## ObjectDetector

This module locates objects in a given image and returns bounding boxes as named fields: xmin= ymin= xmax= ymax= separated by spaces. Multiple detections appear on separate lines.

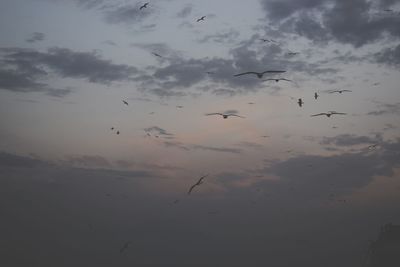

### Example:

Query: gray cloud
xmin=26 ymin=32 xmax=46 ymax=43
xmin=176 ymin=4 xmax=193 ymax=18
xmin=198 ymin=29 xmax=240 ymax=44
xmin=260 ymin=0 xmax=400 ymax=47
xmin=320 ymin=134 xmax=380 ymax=147
xmin=0 ymin=152 xmax=45 ymax=168
xmin=367 ymin=102 xmax=400 ymax=116
xmin=375 ymin=44 xmax=400 ymax=68
xmin=192 ymin=145 xmax=242 ymax=154
xmin=64 ymin=155 xmax=112 ymax=168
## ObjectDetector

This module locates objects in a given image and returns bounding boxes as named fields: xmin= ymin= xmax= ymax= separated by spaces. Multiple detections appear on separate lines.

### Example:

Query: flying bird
xmin=367 ymin=144 xmax=379 ymax=150
xmin=205 ymin=113 xmax=245 ymax=119
xmin=205 ymin=71 xmax=215 ymax=75
xmin=297 ymin=98 xmax=304 ymax=107
xmin=248 ymin=102 xmax=255 ymax=105
xmin=311 ymin=111 xmax=347 ymax=117
xmin=152 ymin=52 xmax=162 ymax=58
xmin=329 ymin=89 xmax=352 ymax=94
xmin=139 ymin=2 xmax=149 ymax=10
xmin=116 ymin=131 xmax=120 ymax=135
xmin=287 ymin=51 xmax=299 ymax=56
xmin=314 ymin=92 xmax=319 ymax=99
xmin=120 ymin=241 xmax=131 ymax=253
xmin=260 ymin=38 xmax=278 ymax=43
xmin=263 ymin=78 xmax=292 ymax=83
xmin=111 ymin=127 xmax=114 ymax=130
xmin=187 ymin=174 xmax=209 ymax=195
xmin=176 ymin=105 xmax=183 ymax=108
xmin=196 ymin=16 xmax=206 ymax=22
xmin=122 ymin=100 xmax=129 ymax=105
xmin=234 ymin=70 xmax=286 ymax=79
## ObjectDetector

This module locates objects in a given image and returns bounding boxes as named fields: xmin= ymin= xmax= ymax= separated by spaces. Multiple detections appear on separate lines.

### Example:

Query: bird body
xmin=122 ymin=100 xmax=129 ymax=105
xmin=205 ymin=113 xmax=244 ymax=119
xmin=314 ymin=92 xmax=319 ymax=99
xmin=152 ymin=52 xmax=162 ymax=58
xmin=297 ymin=98 xmax=304 ymax=107
xmin=197 ymin=16 xmax=206 ymax=22
xmin=234 ymin=70 xmax=286 ymax=79
xmin=188 ymin=174 xmax=209 ymax=194
xmin=139 ymin=2 xmax=149 ymax=10
xmin=311 ymin=111 xmax=347 ymax=117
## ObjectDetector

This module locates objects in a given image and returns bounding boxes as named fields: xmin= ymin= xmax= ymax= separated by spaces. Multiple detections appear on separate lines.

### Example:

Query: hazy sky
xmin=1 ymin=0 xmax=400 ymax=266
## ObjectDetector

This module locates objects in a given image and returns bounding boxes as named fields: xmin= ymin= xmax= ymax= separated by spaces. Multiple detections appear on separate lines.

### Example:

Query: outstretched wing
xmin=205 ymin=113 xmax=223 ymax=116
xmin=228 ymin=114 xmax=245 ymax=118
xmin=234 ymin=72 xmax=258 ymax=77
xmin=187 ymin=184 xmax=196 ymax=194
xmin=261 ymin=70 xmax=286 ymax=74
xmin=331 ymin=112 xmax=347 ymax=115
xmin=280 ymin=78 xmax=292 ymax=82
xmin=311 ymin=113 xmax=327 ymax=117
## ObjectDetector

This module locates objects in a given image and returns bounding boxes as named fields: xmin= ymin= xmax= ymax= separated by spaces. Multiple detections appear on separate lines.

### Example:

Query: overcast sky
xmin=1 ymin=0 xmax=400 ymax=266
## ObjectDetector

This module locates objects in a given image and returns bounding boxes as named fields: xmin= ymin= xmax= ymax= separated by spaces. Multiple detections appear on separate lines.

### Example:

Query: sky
xmin=0 ymin=0 xmax=400 ymax=266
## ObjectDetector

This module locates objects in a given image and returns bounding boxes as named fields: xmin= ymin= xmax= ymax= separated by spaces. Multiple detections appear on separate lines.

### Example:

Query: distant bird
xmin=383 ymin=9 xmax=393 ymax=12
xmin=287 ymin=51 xmax=299 ymax=56
xmin=139 ymin=2 xmax=149 ymax=10
xmin=314 ymin=92 xmax=319 ymax=99
xmin=373 ymin=82 xmax=380 ymax=86
xmin=205 ymin=71 xmax=215 ymax=74
xmin=263 ymin=78 xmax=292 ymax=83
xmin=111 ymin=127 xmax=114 ymax=130
xmin=297 ymin=98 xmax=304 ymax=107
xmin=187 ymin=174 xmax=209 ymax=194
xmin=261 ymin=135 xmax=270 ymax=138
xmin=116 ymin=131 xmax=120 ymax=135
xmin=234 ymin=70 xmax=286 ymax=79
xmin=248 ymin=102 xmax=255 ymax=105
xmin=149 ymin=112 xmax=155 ymax=115
xmin=329 ymin=89 xmax=352 ymax=94
xmin=205 ymin=113 xmax=245 ymax=119
xmin=311 ymin=111 xmax=347 ymax=117
xmin=173 ymin=199 xmax=180 ymax=204
xmin=196 ymin=16 xmax=206 ymax=22
xmin=176 ymin=105 xmax=183 ymax=108
xmin=120 ymin=241 xmax=131 ymax=253
xmin=122 ymin=100 xmax=129 ymax=105
xmin=152 ymin=52 xmax=162 ymax=58
xmin=367 ymin=144 xmax=378 ymax=150
xmin=260 ymin=38 xmax=278 ymax=43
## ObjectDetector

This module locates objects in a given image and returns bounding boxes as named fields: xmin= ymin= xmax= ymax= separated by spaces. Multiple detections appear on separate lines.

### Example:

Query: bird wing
xmin=329 ymin=90 xmax=339 ymax=93
xmin=197 ymin=174 xmax=209 ymax=184
xmin=261 ymin=70 xmax=286 ymax=74
xmin=262 ymin=79 xmax=275 ymax=81
xmin=205 ymin=113 xmax=223 ymax=116
xmin=228 ymin=114 xmax=245 ymax=118
xmin=233 ymin=72 xmax=258 ymax=77
xmin=343 ymin=90 xmax=352 ymax=92
xmin=187 ymin=184 xmax=197 ymax=194
xmin=331 ymin=112 xmax=347 ymax=115
xmin=311 ymin=113 xmax=327 ymax=117
xmin=280 ymin=78 xmax=293 ymax=82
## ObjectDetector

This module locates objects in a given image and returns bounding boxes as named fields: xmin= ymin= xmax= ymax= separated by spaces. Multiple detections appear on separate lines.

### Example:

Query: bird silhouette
xmin=260 ymin=38 xmax=278 ymax=43
xmin=139 ymin=2 xmax=149 ymax=10
xmin=314 ymin=92 xmax=319 ymax=99
xmin=120 ymin=241 xmax=131 ymax=253
xmin=263 ymin=78 xmax=292 ymax=83
xmin=176 ymin=105 xmax=183 ymax=108
xmin=197 ymin=16 xmax=206 ymax=22
xmin=152 ymin=52 xmax=162 ymax=58
xmin=122 ymin=100 xmax=129 ymax=105
xmin=116 ymin=131 xmax=120 ymax=135
xmin=205 ymin=113 xmax=245 ymax=119
xmin=329 ymin=89 xmax=352 ymax=94
xmin=188 ymin=174 xmax=209 ymax=194
xmin=297 ymin=98 xmax=304 ymax=107
xmin=111 ymin=127 xmax=114 ymax=130
xmin=311 ymin=111 xmax=347 ymax=117
xmin=287 ymin=51 xmax=299 ymax=56
xmin=234 ymin=70 xmax=286 ymax=79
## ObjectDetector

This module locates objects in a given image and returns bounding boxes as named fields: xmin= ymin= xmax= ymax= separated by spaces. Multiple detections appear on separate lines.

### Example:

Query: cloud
xmin=63 ymin=155 xmax=112 ymax=168
xmin=320 ymin=134 xmax=380 ymax=147
xmin=260 ymin=0 xmax=400 ymax=47
xmin=375 ymin=44 xmax=400 ymax=68
xmin=0 ymin=152 xmax=45 ymax=168
xmin=176 ymin=4 xmax=193 ymax=18
xmin=26 ymin=32 xmax=46 ymax=43
xmin=0 ymin=47 xmax=138 ymax=96
xmin=198 ymin=29 xmax=240 ymax=44
xmin=144 ymin=126 xmax=174 ymax=138
xmin=367 ymin=102 xmax=400 ymax=116
xmin=191 ymin=145 xmax=242 ymax=154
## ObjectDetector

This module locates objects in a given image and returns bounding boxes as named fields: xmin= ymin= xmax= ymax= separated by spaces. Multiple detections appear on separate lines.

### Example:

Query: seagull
xmin=116 ymin=131 xmax=120 ymax=135
xmin=263 ymin=78 xmax=292 ymax=83
xmin=122 ymin=100 xmax=129 ymax=105
xmin=139 ymin=2 xmax=149 ymax=10
xmin=287 ymin=51 xmax=299 ymax=56
xmin=297 ymin=98 xmax=304 ymax=107
xmin=205 ymin=113 xmax=245 ymax=119
xmin=205 ymin=71 xmax=215 ymax=75
xmin=234 ymin=70 xmax=286 ymax=79
xmin=314 ymin=92 xmax=319 ymax=99
xmin=187 ymin=174 xmax=209 ymax=195
xmin=260 ymin=38 xmax=278 ymax=43
xmin=367 ymin=144 xmax=379 ymax=150
xmin=197 ymin=16 xmax=206 ymax=22
xmin=111 ymin=127 xmax=114 ymax=130
xmin=311 ymin=111 xmax=347 ymax=117
xmin=176 ymin=105 xmax=183 ymax=108
xmin=120 ymin=241 xmax=131 ymax=253
xmin=152 ymin=52 xmax=162 ymax=58
xmin=329 ymin=89 xmax=352 ymax=94
xmin=248 ymin=102 xmax=255 ymax=105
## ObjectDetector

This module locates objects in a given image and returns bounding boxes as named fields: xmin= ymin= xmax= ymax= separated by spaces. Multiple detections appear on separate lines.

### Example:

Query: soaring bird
xmin=197 ymin=16 xmax=206 ymax=22
xmin=116 ymin=131 xmax=120 ymax=135
xmin=263 ymin=78 xmax=292 ymax=83
xmin=139 ymin=2 xmax=149 ymax=10
xmin=287 ymin=51 xmax=299 ymax=56
xmin=111 ymin=127 xmax=114 ymax=130
xmin=176 ymin=105 xmax=184 ymax=108
xmin=205 ymin=113 xmax=245 ymax=119
xmin=205 ymin=71 xmax=215 ymax=75
xmin=152 ymin=52 xmax=162 ymax=58
xmin=187 ymin=174 xmax=209 ymax=195
xmin=120 ymin=241 xmax=131 ymax=253
xmin=297 ymin=98 xmax=304 ymax=107
xmin=122 ymin=100 xmax=129 ymax=105
xmin=234 ymin=70 xmax=286 ymax=79
xmin=314 ymin=92 xmax=319 ymax=99
xmin=311 ymin=111 xmax=347 ymax=117
xmin=329 ymin=89 xmax=352 ymax=94
xmin=260 ymin=38 xmax=278 ymax=43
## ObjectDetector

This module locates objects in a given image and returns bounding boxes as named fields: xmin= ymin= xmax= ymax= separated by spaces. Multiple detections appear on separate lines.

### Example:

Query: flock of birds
xmin=103 ymin=2 xmax=391 ymax=254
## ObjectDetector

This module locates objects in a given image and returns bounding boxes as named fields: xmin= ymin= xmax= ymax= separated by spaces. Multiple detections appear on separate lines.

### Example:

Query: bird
xmin=311 ymin=111 xmax=347 ymax=117
xmin=287 ymin=51 xmax=299 ymax=56
xmin=149 ymin=112 xmax=155 ymax=115
xmin=111 ymin=127 xmax=114 ymax=130
xmin=187 ymin=174 xmax=209 ymax=194
xmin=205 ymin=71 xmax=215 ymax=75
xmin=122 ymin=100 xmax=129 ymax=105
xmin=234 ymin=70 xmax=286 ymax=79
xmin=329 ymin=89 xmax=352 ymax=94
xmin=314 ymin=92 xmax=319 ymax=99
xmin=297 ymin=98 xmax=304 ymax=107
xmin=205 ymin=113 xmax=245 ymax=119
xmin=116 ymin=131 xmax=120 ymax=135
xmin=260 ymin=38 xmax=278 ymax=43
xmin=120 ymin=241 xmax=131 ymax=253
xmin=263 ymin=78 xmax=292 ymax=83
xmin=176 ymin=105 xmax=183 ymax=108
xmin=152 ymin=52 xmax=162 ymax=58
xmin=196 ymin=16 xmax=206 ymax=22
xmin=261 ymin=135 xmax=270 ymax=138
xmin=248 ymin=102 xmax=255 ymax=105
xmin=139 ymin=2 xmax=149 ymax=10
xmin=367 ymin=144 xmax=378 ymax=150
